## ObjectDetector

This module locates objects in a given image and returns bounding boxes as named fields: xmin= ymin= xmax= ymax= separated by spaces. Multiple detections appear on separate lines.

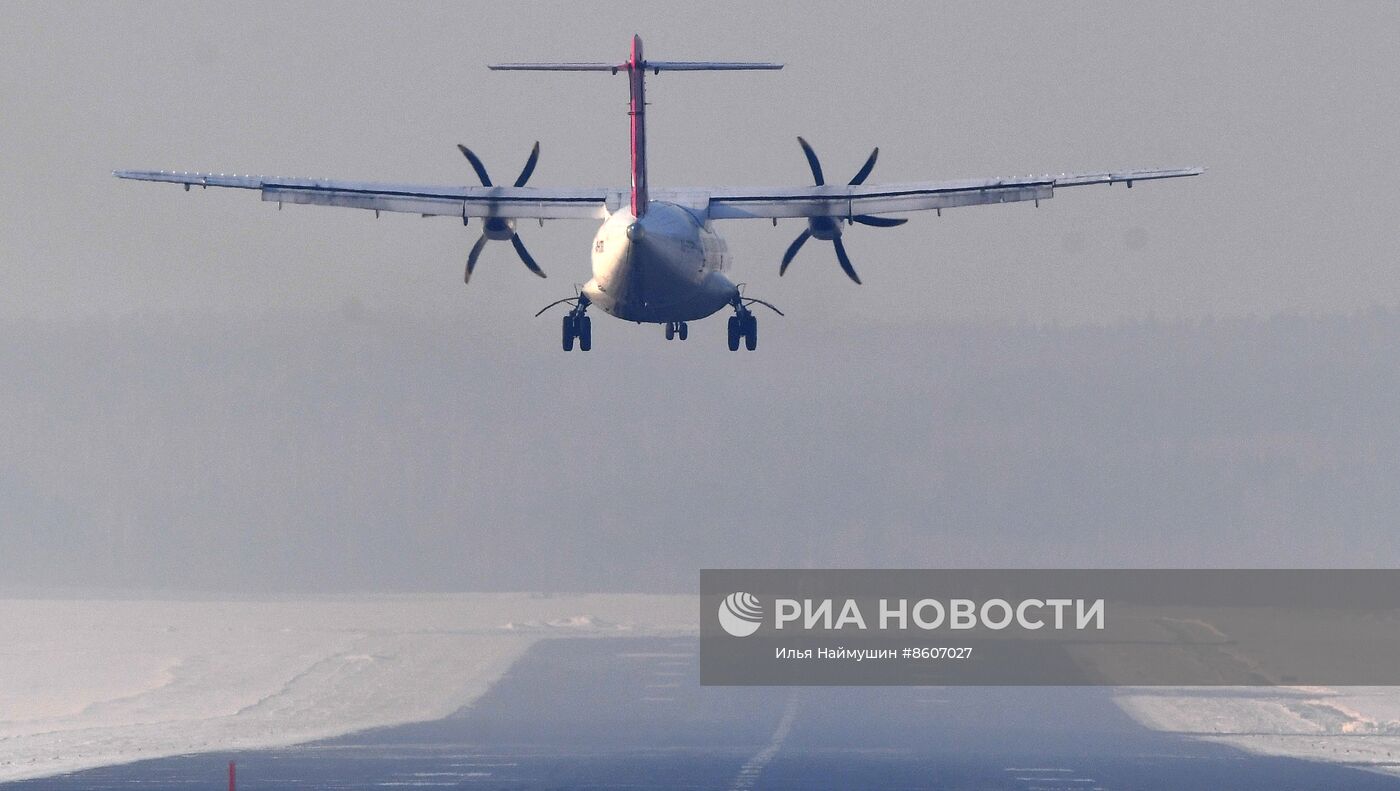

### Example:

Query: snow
xmin=7 ymin=594 xmax=1400 ymax=782
xmin=0 ymin=594 xmax=693 ymax=783
xmin=1115 ymin=686 xmax=1400 ymax=778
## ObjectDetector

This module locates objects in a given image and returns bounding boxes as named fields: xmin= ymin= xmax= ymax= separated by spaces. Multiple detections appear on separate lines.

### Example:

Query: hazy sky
xmin=3 ymin=2 xmax=1398 ymax=326
xmin=3 ymin=3 xmax=1400 ymax=593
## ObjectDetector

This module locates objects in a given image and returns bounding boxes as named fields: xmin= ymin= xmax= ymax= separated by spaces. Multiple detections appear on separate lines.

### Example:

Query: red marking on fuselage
xmin=628 ymin=34 xmax=648 ymax=218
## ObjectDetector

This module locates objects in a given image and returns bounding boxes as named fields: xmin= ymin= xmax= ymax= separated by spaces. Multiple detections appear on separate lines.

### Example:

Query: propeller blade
xmin=465 ymin=234 xmax=489 ymax=284
xmin=832 ymin=236 xmax=862 ymax=285
xmin=456 ymin=144 xmax=493 ymax=187
xmin=852 ymin=214 xmax=908 ymax=228
xmin=779 ymin=229 xmax=812 ymax=276
xmin=848 ymin=147 xmax=879 ymax=186
xmin=510 ymin=234 xmax=546 ymax=278
xmin=514 ymin=141 xmax=540 ymax=188
xmin=796 ymin=136 xmax=825 ymax=186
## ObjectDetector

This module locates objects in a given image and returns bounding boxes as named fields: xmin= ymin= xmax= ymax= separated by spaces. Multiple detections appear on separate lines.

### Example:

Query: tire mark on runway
xmin=728 ymin=692 xmax=797 ymax=791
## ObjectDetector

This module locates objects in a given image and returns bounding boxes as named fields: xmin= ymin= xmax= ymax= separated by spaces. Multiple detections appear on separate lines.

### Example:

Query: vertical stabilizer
xmin=490 ymin=39 xmax=782 ymax=219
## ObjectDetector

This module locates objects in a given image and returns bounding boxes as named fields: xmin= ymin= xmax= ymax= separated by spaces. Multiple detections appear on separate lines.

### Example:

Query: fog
xmin=4 ymin=310 xmax=1397 ymax=592
xmin=3 ymin=2 xmax=1400 ymax=593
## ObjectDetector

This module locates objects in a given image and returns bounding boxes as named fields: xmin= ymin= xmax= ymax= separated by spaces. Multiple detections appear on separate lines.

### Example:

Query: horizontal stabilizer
xmin=646 ymin=61 xmax=783 ymax=71
xmin=489 ymin=62 xmax=783 ymax=73
xmin=489 ymin=62 xmax=617 ymax=71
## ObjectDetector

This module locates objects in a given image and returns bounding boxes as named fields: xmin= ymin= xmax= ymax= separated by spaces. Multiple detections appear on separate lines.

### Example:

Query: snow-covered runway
xmin=6 ymin=595 xmax=1400 ymax=785
xmin=0 ymin=594 xmax=693 ymax=782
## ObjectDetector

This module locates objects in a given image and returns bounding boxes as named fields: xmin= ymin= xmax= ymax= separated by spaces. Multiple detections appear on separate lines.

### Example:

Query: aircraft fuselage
xmin=584 ymin=201 xmax=738 ymax=323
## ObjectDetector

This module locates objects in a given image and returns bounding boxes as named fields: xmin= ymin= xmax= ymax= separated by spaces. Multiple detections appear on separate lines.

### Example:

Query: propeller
xmin=779 ymin=137 xmax=907 ymax=284
xmin=457 ymin=142 xmax=545 ymax=284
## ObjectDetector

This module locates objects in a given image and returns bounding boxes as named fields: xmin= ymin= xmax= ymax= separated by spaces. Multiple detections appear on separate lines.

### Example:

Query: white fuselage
xmin=583 ymin=202 xmax=738 ymax=323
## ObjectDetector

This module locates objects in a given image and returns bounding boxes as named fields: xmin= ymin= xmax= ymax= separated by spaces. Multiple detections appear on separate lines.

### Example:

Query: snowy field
xmin=1116 ymin=686 xmax=1400 ymax=778
xmin=0 ymin=594 xmax=693 ymax=783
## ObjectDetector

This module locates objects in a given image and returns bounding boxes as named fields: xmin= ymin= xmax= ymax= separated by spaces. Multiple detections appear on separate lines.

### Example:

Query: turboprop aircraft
xmin=116 ymin=35 xmax=1201 ymax=352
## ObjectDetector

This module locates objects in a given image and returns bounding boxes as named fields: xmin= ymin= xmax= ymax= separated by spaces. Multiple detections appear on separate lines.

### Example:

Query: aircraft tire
xmin=743 ymin=315 xmax=757 ymax=351
xmin=578 ymin=317 xmax=592 ymax=351
xmin=678 ymin=322 xmax=688 ymax=341
xmin=665 ymin=322 xmax=675 ymax=340
xmin=562 ymin=315 xmax=575 ymax=351
xmin=727 ymin=316 xmax=740 ymax=351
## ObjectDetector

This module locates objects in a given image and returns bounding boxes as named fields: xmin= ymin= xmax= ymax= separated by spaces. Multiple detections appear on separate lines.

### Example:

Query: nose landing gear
xmin=664 ymin=321 xmax=689 ymax=341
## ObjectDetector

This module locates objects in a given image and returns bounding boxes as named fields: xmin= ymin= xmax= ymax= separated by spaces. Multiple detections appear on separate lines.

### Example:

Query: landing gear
xmin=560 ymin=297 xmax=592 ymax=352
xmin=727 ymin=306 xmax=757 ymax=351
xmin=725 ymin=293 xmax=783 ymax=351
xmin=664 ymin=321 xmax=688 ymax=341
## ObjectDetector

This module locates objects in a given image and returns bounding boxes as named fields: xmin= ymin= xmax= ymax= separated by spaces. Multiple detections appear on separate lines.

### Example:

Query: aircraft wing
xmin=115 ymin=166 xmax=1200 ymax=221
xmin=113 ymin=171 xmax=617 ymax=220
xmin=689 ymin=167 xmax=1203 ymax=220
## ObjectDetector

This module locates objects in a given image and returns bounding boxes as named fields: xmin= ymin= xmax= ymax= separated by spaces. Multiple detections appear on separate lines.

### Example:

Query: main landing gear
xmin=535 ymin=293 xmax=594 ymax=351
xmin=726 ymin=294 xmax=783 ymax=352
xmin=560 ymin=296 xmax=592 ymax=352
xmin=727 ymin=309 xmax=757 ymax=351
xmin=664 ymin=321 xmax=689 ymax=341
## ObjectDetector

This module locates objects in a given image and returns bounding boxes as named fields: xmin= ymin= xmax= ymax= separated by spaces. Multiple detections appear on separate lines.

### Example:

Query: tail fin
xmin=490 ymin=36 xmax=781 ymax=218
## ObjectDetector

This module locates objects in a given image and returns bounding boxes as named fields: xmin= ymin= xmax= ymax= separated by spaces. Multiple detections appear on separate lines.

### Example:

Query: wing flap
xmin=261 ymin=183 xmax=464 ymax=216
xmin=704 ymin=167 xmax=1201 ymax=220
xmin=115 ymin=170 xmax=611 ymax=220
xmin=704 ymin=181 xmax=1056 ymax=220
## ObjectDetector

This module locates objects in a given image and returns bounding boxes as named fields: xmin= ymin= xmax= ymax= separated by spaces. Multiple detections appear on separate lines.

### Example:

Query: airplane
xmin=116 ymin=35 xmax=1201 ymax=352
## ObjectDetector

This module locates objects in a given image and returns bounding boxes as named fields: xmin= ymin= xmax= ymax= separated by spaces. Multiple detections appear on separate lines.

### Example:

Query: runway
xmin=8 ymin=636 xmax=1398 ymax=790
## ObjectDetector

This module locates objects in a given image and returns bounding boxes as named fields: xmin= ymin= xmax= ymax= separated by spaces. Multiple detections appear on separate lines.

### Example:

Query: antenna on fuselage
xmin=490 ymin=35 xmax=782 ymax=219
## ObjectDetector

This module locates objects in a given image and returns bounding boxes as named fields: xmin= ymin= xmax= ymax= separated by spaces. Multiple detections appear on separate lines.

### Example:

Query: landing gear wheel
xmin=743 ymin=314 xmax=757 ymax=351
xmin=578 ymin=316 xmax=592 ymax=351
xmin=562 ymin=315 xmax=575 ymax=352
xmin=727 ymin=316 xmax=741 ymax=351
xmin=678 ymin=322 xmax=688 ymax=341
xmin=665 ymin=322 xmax=675 ymax=341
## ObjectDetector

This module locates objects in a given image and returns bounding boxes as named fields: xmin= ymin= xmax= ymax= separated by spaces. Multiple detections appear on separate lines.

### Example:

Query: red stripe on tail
xmin=628 ymin=35 xmax=647 ymax=218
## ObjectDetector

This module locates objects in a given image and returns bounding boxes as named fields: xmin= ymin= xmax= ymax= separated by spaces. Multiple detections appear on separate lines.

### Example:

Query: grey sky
xmin=3 ymin=2 xmax=1398 ymax=325
xmin=3 ymin=3 xmax=1400 ymax=593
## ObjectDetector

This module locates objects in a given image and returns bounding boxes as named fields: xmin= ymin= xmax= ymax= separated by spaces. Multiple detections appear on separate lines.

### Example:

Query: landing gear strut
xmin=560 ymin=296 xmax=592 ymax=352
xmin=664 ymin=321 xmax=688 ymax=341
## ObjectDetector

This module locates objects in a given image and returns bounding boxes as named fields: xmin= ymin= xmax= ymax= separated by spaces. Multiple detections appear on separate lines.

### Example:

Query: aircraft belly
xmin=588 ymin=209 xmax=736 ymax=323
xmin=595 ymin=255 xmax=733 ymax=322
